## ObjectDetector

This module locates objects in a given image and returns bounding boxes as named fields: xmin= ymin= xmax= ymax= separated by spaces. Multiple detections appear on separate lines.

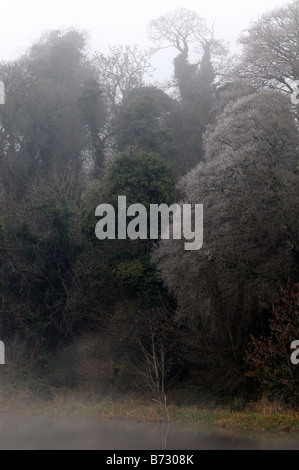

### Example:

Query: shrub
xmin=245 ymin=283 xmax=299 ymax=403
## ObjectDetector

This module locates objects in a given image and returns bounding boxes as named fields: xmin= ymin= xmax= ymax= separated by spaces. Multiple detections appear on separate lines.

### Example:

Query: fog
xmin=0 ymin=415 xmax=298 ymax=450
xmin=0 ymin=0 xmax=293 ymax=81
xmin=0 ymin=0 xmax=298 ymax=453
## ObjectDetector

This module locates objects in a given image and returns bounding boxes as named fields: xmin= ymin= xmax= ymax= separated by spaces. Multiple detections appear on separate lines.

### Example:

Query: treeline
xmin=0 ymin=3 xmax=298 ymax=403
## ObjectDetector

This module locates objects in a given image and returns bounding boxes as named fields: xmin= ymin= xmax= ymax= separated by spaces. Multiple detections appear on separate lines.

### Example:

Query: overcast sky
xmin=0 ymin=0 xmax=292 ymax=81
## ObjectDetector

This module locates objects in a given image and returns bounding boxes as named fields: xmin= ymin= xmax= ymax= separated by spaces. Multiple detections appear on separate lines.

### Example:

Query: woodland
xmin=0 ymin=2 xmax=298 ymax=405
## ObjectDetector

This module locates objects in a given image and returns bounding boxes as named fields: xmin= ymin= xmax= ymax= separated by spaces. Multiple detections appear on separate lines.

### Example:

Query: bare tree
xmin=93 ymin=45 xmax=153 ymax=111
xmin=147 ymin=8 xmax=228 ymax=72
xmin=237 ymin=1 xmax=299 ymax=95
xmin=134 ymin=305 xmax=178 ymax=404
xmin=147 ymin=8 xmax=209 ymax=55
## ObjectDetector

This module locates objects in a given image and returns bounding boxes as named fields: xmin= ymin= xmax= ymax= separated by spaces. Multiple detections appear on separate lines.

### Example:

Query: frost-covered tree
xmin=152 ymin=90 xmax=299 ymax=390
xmin=237 ymin=1 xmax=299 ymax=97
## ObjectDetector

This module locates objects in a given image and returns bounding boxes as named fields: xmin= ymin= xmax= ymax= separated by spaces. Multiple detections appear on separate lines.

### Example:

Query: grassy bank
xmin=0 ymin=386 xmax=299 ymax=433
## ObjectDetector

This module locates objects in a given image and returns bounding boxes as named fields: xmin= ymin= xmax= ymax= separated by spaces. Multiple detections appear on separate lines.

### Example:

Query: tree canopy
xmin=0 ymin=2 xmax=298 ymax=401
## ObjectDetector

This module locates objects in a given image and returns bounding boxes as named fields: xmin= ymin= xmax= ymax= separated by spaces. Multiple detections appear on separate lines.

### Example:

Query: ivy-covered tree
xmin=0 ymin=29 xmax=97 ymax=197
xmin=105 ymin=151 xmax=175 ymax=208
xmin=115 ymin=87 xmax=174 ymax=162
xmin=147 ymin=8 xmax=226 ymax=172
xmin=77 ymin=78 xmax=109 ymax=176
xmin=0 ymin=188 xmax=80 ymax=372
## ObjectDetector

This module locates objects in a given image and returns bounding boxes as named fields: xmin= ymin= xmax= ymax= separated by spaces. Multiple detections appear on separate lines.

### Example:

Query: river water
xmin=0 ymin=415 xmax=298 ymax=450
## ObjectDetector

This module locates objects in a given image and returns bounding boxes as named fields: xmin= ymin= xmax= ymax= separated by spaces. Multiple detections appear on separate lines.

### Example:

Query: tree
xmin=74 ymin=151 xmax=176 ymax=324
xmin=0 ymin=30 xmax=99 ymax=373
xmin=0 ymin=29 xmax=97 ymax=197
xmin=147 ymin=8 xmax=209 ymax=55
xmin=104 ymin=151 xmax=175 ymax=209
xmin=169 ymin=44 xmax=217 ymax=172
xmin=147 ymin=8 xmax=227 ymax=98
xmin=245 ymin=283 xmax=299 ymax=403
xmin=115 ymin=86 xmax=175 ymax=162
xmin=115 ymin=82 xmax=216 ymax=176
xmin=134 ymin=304 xmax=178 ymax=402
xmin=62 ymin=151 xmax=178 ymax=390
xmin=237 ymin=1 xmax=299 ymax=99
xmin=93 ymin=45 xmax=153 ymax=112
xmin=0 ymin=183 xmax=80 ymax=363
xmin=147 ymin=9 xmax=226 ymax=171
xmin=78 ymin=78 xmax=109 ymax=175
xmin=152 ymin=90 xmax=299 ymax=391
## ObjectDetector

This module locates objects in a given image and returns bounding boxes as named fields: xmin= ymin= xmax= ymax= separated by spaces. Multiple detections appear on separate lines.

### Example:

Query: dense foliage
xmin=0 ymin=2 xmax=298 ymax=403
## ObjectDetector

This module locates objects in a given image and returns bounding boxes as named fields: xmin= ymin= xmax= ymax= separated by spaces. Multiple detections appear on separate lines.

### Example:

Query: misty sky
xmin=0 ymin=0 xmax=292 ymax=81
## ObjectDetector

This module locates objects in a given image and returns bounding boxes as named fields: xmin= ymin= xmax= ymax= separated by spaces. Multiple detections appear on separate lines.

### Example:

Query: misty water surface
xmin=0 ymin=415 xmax=299 ymax=450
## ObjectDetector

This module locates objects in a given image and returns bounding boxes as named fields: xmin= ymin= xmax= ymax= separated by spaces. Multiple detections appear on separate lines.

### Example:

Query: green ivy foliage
xmin=105 ymin=151 xmax=175 ymax=208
